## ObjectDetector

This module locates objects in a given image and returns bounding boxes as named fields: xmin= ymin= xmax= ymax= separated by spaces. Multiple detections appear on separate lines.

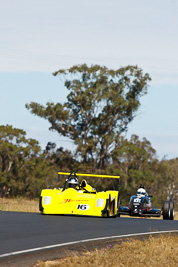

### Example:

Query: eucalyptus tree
xmin=26 ymin=64 xmax=151 ymax=168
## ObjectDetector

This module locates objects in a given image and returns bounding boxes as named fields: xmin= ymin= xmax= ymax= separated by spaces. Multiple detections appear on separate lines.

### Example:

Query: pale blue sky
xmin=0 ymin=0 xmax=178 ymax=159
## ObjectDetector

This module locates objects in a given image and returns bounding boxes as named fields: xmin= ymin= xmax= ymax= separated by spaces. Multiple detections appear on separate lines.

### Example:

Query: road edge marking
xmin=0 ymin=230 xmax=178 ymax=258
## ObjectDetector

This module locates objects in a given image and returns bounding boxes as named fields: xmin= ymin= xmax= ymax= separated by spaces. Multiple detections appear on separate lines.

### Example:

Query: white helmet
xmin=137 ymin=188 xmax=146 ymax=197
xmin=68 ymin=176 xmax=79 ymax=189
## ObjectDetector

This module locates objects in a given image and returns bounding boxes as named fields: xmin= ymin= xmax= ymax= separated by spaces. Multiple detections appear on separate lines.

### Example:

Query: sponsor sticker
xmin=59 ymin=199 xmax=89 ymax=204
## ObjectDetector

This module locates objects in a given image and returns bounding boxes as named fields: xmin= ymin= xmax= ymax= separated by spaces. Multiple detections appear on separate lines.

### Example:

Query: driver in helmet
xmin=68 ymin=173 xmax=79 ymax=189
xmin=136 ymin=184 xmax=151 ymax=208
xmin=136 ymin=184 xmax=148 ymax=197
xmin=66 ymin=172 xmax=96 ymax=193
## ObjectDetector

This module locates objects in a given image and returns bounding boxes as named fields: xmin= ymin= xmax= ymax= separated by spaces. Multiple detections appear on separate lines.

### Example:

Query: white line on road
xmin=0 ymin=230 xmax=178 ymax=258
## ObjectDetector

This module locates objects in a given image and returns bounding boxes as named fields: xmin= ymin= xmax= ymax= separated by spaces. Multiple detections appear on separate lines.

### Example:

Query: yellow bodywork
xmin=39 ymin=172 xmax=120 ymax=218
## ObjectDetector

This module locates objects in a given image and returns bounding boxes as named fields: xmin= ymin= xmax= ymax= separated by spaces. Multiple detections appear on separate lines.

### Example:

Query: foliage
xmin=109 ymin=134 xmax=156 ymax=199
xmin=0 ymin=125 xmax=177 ymax=209
xmin=0 ymin=125 xmax=56 ymax=198
xmin=26 ymin=64 xmax=151 ymax=168
xmin=155 ymin=158 xmax=178 ymax=206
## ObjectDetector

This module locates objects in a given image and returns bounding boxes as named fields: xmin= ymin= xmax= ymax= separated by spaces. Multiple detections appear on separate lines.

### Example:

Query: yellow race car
xmin=39 ymin=172 xmax=120 ymax=218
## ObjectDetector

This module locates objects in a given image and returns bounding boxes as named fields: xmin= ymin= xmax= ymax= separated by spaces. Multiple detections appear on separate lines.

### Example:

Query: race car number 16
xmin=77 ymin=204 xmax=90 ymax=210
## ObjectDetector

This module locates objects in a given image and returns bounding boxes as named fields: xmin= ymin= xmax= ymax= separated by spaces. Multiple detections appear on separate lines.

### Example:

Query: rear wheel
xmin=163 ymin=201 xmax=170 ymax=220
xmin=169 ymin=201 xmax=174 ymax=220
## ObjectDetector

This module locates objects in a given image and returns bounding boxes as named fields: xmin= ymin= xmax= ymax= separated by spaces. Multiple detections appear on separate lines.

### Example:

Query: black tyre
xmin=106 ymin=195 xmax=111 ymax=217
xmin=117 ymin=196 xmax=121 ymax=217
xmin=163 ymin=201 xmax=170 ymax=220
xmin=169 ymin=201 xmax=174 ymax=220
xmin=107 ymin=209 xmax=110 ymax=217
xmin=39 ymin=196 xmax=43 ymax=212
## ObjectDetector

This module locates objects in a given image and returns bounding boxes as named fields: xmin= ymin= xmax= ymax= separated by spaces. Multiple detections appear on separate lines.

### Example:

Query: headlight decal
xmin=96 ymin=198 xmax=105 ymax=207
xmin=43 ymin=196 xmax=51 ymax=205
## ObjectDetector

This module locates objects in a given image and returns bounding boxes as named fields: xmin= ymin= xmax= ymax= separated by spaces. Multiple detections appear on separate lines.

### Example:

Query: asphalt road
xmin=1 ymin=211 xmax=178 ymax=254
xmin=0 ymin=211 xmax=178 ymax=266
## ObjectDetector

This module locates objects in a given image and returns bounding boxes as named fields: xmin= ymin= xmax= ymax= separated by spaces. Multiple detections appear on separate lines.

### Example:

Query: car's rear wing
xmin=58 ymin=172 xmax=120 ymax=179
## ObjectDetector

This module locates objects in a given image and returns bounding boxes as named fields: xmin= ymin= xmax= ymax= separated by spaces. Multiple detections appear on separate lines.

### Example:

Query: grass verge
xmin=35 ymin=234 xmax=178 ymax=267
xmin=0 ymin=198 xmax=178 ymax=219
xmin=0 ymin=197 xmax=39 ymax=213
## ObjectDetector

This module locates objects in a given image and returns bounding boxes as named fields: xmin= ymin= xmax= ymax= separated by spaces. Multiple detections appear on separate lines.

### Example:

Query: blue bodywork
xmin=118 ymin=194 xmax=161 ymax=217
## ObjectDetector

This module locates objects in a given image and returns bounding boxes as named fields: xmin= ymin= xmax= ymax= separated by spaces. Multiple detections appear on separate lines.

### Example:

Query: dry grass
xmin=0 ymin=198 xmax=178 ymax=219
xmin=0 ymin=197 xmax=39 ymax=213
xmin=35 ymin=234 xmax=178 ymax=267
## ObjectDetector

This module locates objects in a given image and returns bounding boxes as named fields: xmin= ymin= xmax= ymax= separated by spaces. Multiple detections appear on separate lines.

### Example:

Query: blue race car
xmin=118 ymin=185 xmax=174 ymax=220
